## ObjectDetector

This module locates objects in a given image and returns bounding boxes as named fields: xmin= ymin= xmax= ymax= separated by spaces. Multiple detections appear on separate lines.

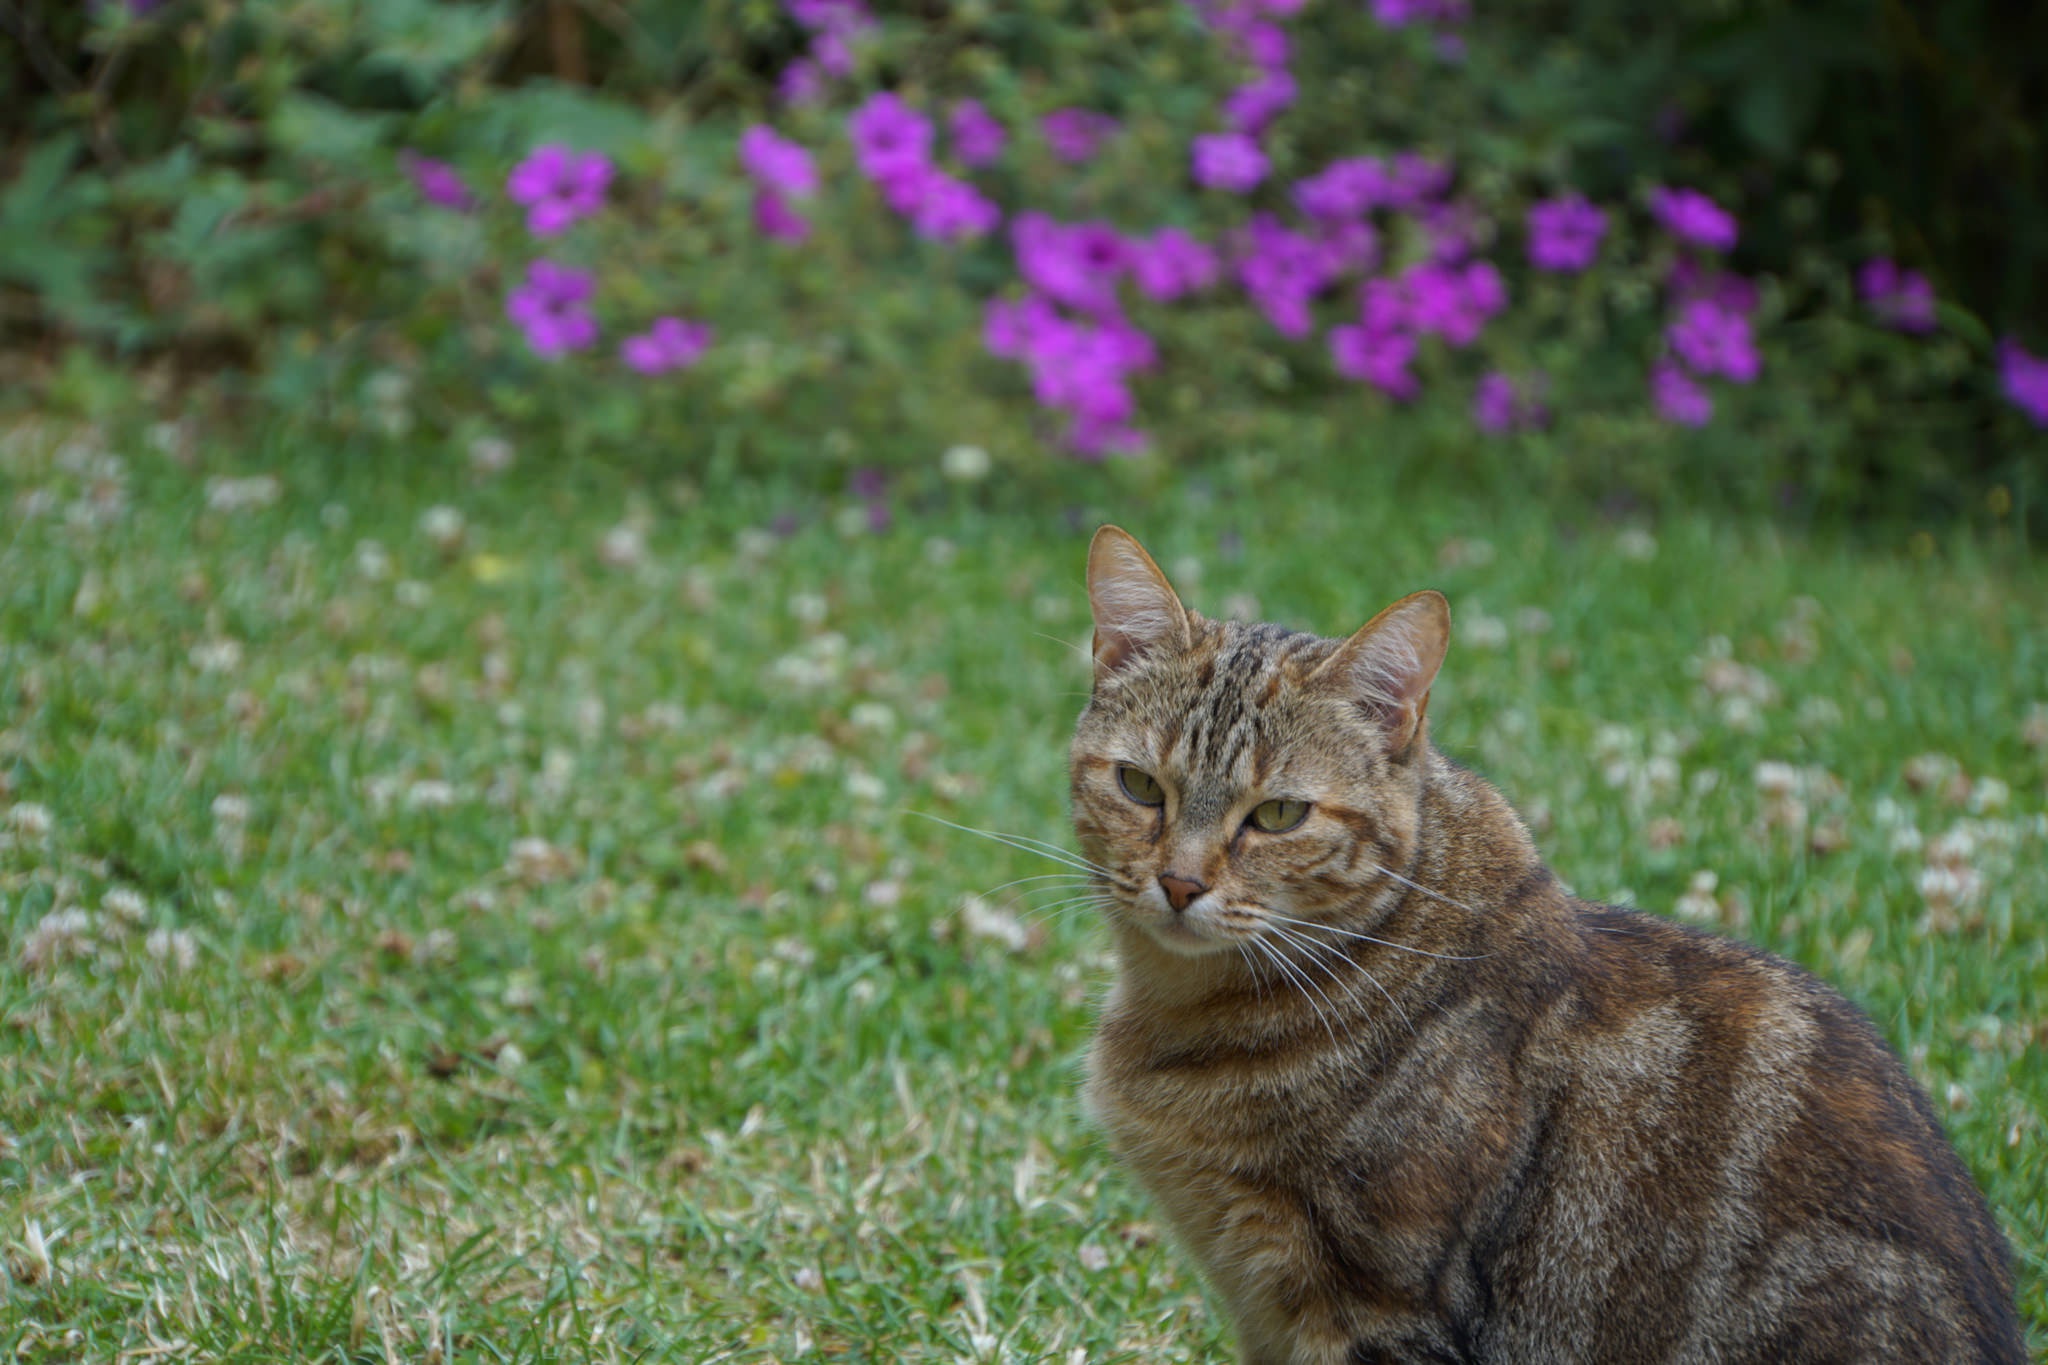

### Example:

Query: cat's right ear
xmin=1313 ymin=590 xmax=1450 ymax=755
xmin=1086 ymin=526 xmax=1190 ymax=680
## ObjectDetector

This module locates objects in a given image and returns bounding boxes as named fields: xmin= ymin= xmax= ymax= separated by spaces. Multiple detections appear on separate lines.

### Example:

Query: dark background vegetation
xmin=1 ymin=0 xmax=2043 ymax=526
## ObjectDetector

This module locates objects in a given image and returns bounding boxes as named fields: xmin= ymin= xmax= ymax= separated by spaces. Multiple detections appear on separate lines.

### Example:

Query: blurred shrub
xmin=0 ymin=0 xmax=2041 ymax=529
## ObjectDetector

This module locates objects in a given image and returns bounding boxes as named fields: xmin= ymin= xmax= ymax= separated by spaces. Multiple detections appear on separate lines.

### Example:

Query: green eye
xmin=1117 ymin=766 xmax=1165 ymax=806
xmin=1249 ymin=798 xmax=1309 ymax=833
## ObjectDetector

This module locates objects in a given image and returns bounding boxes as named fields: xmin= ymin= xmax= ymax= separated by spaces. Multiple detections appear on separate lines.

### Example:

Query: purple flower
xmin=399 ymin=152 xmax=475 ymax=212
xmin=1230 ymin=20 xmax=1290 ymax=70
xmin=1667 ymin=258 xmax=1758 ymax=317
xmin=903 ymin=172 xmax=1002 ymax=242
xmin=1473 ymin=371 xmax=1549 ymax=434
xmin=1649 ymin=186 xmax=1738 ymax=252
xmin=1650 ymin=360 xmax=1713 ymax=427
xmin=990 ymin=301 xmax=1156 ymax=457
xmin=1313 ymin=218 xmax=1381 ymax=276
xmin=506 ymin=260 xmax=598 ymax=359
xmin=984 ymin=294 xmax=1063 ymax=360
xmin=1402 ymin=258 xmax=1505 ymax=347
xmin=1330 ymin=324 xmax=1418 ymax=399
xmin=1041 ymin=109 xmax=1119 ymax=164
xmin=1237 ymin=214 xmax=1338 ymax=337
xmin=1012 ymin=214 xmax=1128 ymax=315
xmin=739 ymin=125 xmax=817 ymax=200
xmin=849 ymin=92 xmax=934 ymax=183
xmin=2001 ymin=339 xmax=2048 ymax=427
xmin=1386 ymin=153 xmax=1453 ymax=209
xmin=1293 ymin=158 xmax=1391 ymax=220
xmin=1222 ymin=71 xmax=1297 ymax=135
xmin=785 ymin=0 xmax=867 ymax=29
xmin=1371 ymin=0 xmax=1469 ymax=25
xmin=620 ymin=317 xmax=712 ymax=375
xmin=779 ymin=58 xmax=826 ymax=106
xmin=1858 ymin=259 xmax=1936 ymax=334
xmin=506 ymin=145 xmax=612 ymax=236
xmin=1192 ymin=132 xmax=1268 ymax=193
xmin=1526 ymin=195 xmax=1607 ymax=272
xmin=1666 ymin=297 xmax=1759 ymax=383
xmin=1129 ymin=228 xmax=1222 ymax=302
xmin=949 ymin=99 xmax=1007 ymax=168
xmin=753 ymin=188 xmax=810 ymax=242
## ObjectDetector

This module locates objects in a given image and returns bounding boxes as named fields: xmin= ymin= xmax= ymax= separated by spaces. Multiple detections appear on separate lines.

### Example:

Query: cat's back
xmin=1490 ymin=899 xmax=2025 ymax=1363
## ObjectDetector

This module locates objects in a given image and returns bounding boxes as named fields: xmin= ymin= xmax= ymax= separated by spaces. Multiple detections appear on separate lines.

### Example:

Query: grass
xmin=0 ymin=415 xmax=2043 ymax=1362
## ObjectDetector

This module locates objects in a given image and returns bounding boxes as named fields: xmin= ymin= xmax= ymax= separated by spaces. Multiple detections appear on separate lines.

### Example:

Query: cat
xmin=1069 ymin=525 xmax=2025 ymax=1365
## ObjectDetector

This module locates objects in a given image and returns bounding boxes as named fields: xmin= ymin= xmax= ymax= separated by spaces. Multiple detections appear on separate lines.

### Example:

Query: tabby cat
xmin=1070 ymin=526 xmax=2024 ymax=1365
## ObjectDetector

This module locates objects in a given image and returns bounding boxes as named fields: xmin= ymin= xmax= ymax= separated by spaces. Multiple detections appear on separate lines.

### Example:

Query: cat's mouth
xmin=1133 ymin=892 xmax=1265 ymax=956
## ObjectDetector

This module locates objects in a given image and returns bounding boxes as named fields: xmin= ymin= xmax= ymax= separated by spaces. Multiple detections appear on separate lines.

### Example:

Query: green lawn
xmin=1 ymin=418 xmax=2042 ymax=1361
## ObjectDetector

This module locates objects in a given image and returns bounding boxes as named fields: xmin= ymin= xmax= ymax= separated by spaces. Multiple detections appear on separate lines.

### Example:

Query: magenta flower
xmin=1649 ymin=186 xmax=1738 ymax=252
xmin=785 ymin=0 xmax=867 ymax=28
xmin=1371 ymin=0 xmax=1469 ymax=25
xmin=1129 ymin=228 xmax=1221 ymax=302
xmin=1293 ymin=158 xmax=1391 ymax=221
xmin=984 ymin=294 xmax=1064 ymax=360
xmin=1650 ymin=360 xmax=1713 ymax=427
xmin=903 ymin=172 xmax=1002 ymax=242
xmin=1041 ymin=109 xmax=1119 ymax=164
xmin=949 ymin=99 xmax=1007 ymax=168
xmin=1237 ymin=215 xmax=1338 ymax=337
xmin=1192 ymin=132 xmax=1268 ymax=193
xmin=1402 ymin=258 xmax=1505 ymax=347
xmin=620 ymin=317 xmax=712 ymax=375
xmin=506 ymin=145 xmax=612 ymax=236
xmin=849 ymin=92 xmax=934 ymax=182
xmin=779 ymin=58 xmax=825 ymax=106
xmin=1330 ymin=324 xmax=1418 ymax=399
xmin=1473 ymin=371 xmax=1549 ymax=434
xmin=1229 ymin=20 xmax=1290 ymax=70
xmin=1667 ymin=258 xmax=1759 ymax=317
xmin=399 ymin=152 xmax=475 ymax=212
xmin=1386 ymin=152 xmax=1453 ymax=209
xmin=1857 ymin=259 xmax=1936 ymax=334
xmin=1012 ymin=214 xmax=1128 ymax=315
xmin=2001 ymin=339 xmax=2048 ymax=427
xmin=1666 ymin=297 xmax=1759 ymax=383
xmin=738 ymin=125 xmax=817 ymax=199
xmin=1222 ymin=71 xmax=1297 ymax=135
xmin=1526 ymin=195 xmax=1607 ymax=272
xmin=753 ymin=188 xmax=810 ymax=242
xmin=506 ymin=261 xmax=598 ymax=359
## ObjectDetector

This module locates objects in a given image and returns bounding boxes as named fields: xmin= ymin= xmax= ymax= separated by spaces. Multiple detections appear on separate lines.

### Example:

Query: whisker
xmin=906 ymin=811 xmax=1119 ymax=880
xmin=975 ymin=872 xmax=1100 ymax=902
xmin=1364 ymin=861 xmax=1489 ymax=922
xmin=1249 ymin=933 xmax=1343 ymax=1049
xmin=1263 ymin=918 xmax=1414 ymax=1036
xmin=1262 ymin=909 xmax=1489 ymax=962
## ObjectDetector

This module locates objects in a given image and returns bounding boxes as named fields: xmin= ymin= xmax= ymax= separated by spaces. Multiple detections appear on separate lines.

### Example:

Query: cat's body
xmin=1070 ymin=527 xmax=2024 ymax=1365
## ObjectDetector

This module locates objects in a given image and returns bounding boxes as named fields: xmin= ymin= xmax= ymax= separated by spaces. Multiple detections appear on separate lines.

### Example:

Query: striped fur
xmin=1071 ymin=527 xmax=2024 ymax=1365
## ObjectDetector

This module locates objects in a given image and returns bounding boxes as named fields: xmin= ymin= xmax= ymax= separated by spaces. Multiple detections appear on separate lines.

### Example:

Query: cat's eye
xmin=1117 ymin=766 xmax=1165 ymax=806
xmin=1249 ymin=798 xmax=1310 ymax=833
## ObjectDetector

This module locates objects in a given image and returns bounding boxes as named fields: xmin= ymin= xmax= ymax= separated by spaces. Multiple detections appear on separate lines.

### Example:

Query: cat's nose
xmin=1159 ymin=874 xmax=1208 ymax=912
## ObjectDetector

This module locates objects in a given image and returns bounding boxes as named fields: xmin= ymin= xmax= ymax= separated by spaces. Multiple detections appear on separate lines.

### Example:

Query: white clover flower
xmin=101 ymin=887 xmax=147 ymax=926
xmin=1673 ymin=870 xmax=1719 ymax=922
xmin=1967 ymin=777 xmax=2010 ymax=814
xmin=419 ymin=504 xmax=465 ymax=552
xmin=404 ymin=780 xmax=457 ymax=810
xmin=1615 ymin=527 xmax=1658 ymax=561
xmin=1221 ymin=592 xmax=1261 ymax=623
xmin=145 ymin=927 xmax=197 ymax=972
xmin=849 ymin=702 xmax=895 ymax=732
xmin=7 ymin=802 xmax=53 ymax=839
xmin=468 ymin=435 xmax=514 ymax=474
xmin=204 ymin=475 xmax=281 ymax=514
xmin=788 ymin=592 xmax=829 ymax=625
xmin=941 ymin=444 xmax=991 ymax=481
xmin=599 ymin=523 xmax=646 ymax=569
xmin=961 ymin=894 xmax=1031 ymax=953
xmin=1753 ymin=761 xmax=1799 ymax=797
xmin=354 ymin=539 xmax=392 ymax=580
xmin=211 ymin=794 xmax=250 ymax=826
xmin=844 ymin=769 xmax=887 ymax=803
xmin=1514 ymin=607 xmax=1552 ymax=636
xmin=189 ymin=638 xmax=243 ymax=673
xmin=1462 ymin=609 xmax=1509 ymax=650
xmin=21 ymin=908 xmax=93 ymax=971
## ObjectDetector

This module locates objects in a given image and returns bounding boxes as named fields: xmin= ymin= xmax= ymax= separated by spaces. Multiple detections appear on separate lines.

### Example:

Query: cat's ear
xmin=1313 ymin=590 xmax=1450 ymax=754
xmin=1086 ymin=525 xmax=1191 ymax=679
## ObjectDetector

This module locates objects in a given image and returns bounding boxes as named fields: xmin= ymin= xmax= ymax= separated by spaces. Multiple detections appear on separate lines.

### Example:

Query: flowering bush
xmin=2 ymin=0 xmax=2043 ymax=519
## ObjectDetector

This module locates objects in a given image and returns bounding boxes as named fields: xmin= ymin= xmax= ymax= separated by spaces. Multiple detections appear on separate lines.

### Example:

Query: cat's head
xmin=1069 ymin=525 xmax=1449 ymax=961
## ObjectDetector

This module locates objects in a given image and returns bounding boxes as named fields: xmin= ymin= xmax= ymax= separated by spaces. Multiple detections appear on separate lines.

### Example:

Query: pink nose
xmin=1159 ymin=874 xmax=1207 ymax=912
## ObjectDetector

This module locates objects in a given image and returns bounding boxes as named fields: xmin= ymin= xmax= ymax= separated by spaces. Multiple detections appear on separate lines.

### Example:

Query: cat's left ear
xmin=1313 ymin=590 xmax=1450 ymax=755
xmin=1086 ymin=525 xmax=1191 ymax=680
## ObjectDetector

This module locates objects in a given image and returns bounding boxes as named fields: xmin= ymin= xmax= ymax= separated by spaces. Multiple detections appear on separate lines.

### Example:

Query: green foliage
xmin=0 ymin=0 xmax=2042 ymax=528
